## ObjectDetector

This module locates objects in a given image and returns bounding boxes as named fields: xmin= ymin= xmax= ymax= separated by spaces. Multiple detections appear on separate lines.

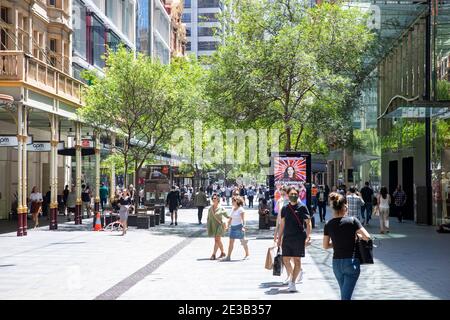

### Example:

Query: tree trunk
xmin=285 ymin=124 xmax=291 ymax=151
xmin=134 ymin=159 xmax=140 ymax=207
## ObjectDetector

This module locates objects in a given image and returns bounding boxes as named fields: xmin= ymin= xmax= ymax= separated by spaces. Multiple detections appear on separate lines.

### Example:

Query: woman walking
xmin=119 ymin=189 xmax=132 ymax=236
xmin=207 ymin=194 xmax=229 ymax=260
xmin=376 ymin=186 xmax=391 ymax=234
xmin=221 ymin=196 xmax=249 ymax=261
xmin=277 ymin=186 xmax=312 ymax=292
xmin=66 ymin=185 xmax=77 ymax=221
xmin=323 ymin=192 xmax=371 ymax=300
xmin=30 ymin=186 xmax=43 ymax=228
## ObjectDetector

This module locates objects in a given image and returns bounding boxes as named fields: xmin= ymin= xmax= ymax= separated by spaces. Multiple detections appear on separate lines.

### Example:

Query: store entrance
xmin=389 ymin=160 xmax=398 ymax=217
xmin=402 ymin=157 xmax=414 ymax=220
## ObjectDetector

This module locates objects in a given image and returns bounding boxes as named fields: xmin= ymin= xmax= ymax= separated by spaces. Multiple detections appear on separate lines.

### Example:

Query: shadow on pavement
xmin=264 ymin=288 xmax=293 ymax=295
xmin=259 ymin=281 xmax=286 ymax=288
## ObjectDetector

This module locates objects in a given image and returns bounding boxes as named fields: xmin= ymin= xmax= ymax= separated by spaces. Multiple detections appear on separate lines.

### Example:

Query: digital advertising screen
xmin=270 ymin=152 xmax=312 ymax=211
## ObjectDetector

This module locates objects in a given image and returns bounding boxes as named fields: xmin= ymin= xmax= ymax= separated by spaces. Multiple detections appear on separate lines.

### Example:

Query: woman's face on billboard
xmin=287 ymin=166 xmax=295 ymax=178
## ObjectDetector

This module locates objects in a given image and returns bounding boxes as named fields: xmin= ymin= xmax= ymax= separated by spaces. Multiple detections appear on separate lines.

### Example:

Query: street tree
xmin=207 ymin=0 xmax=374 ymax=152
xmin=79 ymin=46 xmax=205 ymax=198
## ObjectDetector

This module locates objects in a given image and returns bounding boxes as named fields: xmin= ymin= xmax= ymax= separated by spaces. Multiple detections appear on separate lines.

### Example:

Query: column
xmin=75 ymin=122 xmax=82 ymax=224
xmin=110 ymin=134 xmax=116 ymax=204
xmin=94 ymin=132 xmax=101 ymax=217
xmin=16 ymin=104 xmax=28 ymax=236
xmin=49 ymin=114 xmax=59 ymax=230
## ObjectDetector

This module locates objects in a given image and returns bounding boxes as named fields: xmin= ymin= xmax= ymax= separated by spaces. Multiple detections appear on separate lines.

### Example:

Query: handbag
xmin=273 ymin=247 xmax=282 ymax=276
xmin=354 ymin=237 xmax=374 ymax=264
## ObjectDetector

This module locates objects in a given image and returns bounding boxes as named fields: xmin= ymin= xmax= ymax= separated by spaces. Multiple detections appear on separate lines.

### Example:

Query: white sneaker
xmin=296 ymin=270 xmax=303 ymax=283
xmin=288 ymin=281 xmax=297 ymax=292
xmin=282 ymin=277 xmax=290 ymax=285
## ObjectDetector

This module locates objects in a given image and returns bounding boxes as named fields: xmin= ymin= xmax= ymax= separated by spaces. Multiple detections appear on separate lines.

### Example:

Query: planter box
xmin=128 ymin=215 xmax=137 ymax=227
xmin=149 ymin=214 xmax=155 ymax=227
xmin=137 ymin=216 xmax=150 ymax=229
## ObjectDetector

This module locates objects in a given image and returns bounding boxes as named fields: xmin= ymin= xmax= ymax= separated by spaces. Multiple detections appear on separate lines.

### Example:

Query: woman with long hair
xmin=377 ymin=186 xmax=391 ymax=234
xmin=323 ymin=192 xmax=371 ymax=300
xmin=207 ymin=193 xmax=229 ymax=260
xmin=119 ymin=189 xmax=132 ymax=236
xmin=221 ymin=196 xmax=249 ymax=261
xmin=30 ymin=186 xmax=43 ymax=228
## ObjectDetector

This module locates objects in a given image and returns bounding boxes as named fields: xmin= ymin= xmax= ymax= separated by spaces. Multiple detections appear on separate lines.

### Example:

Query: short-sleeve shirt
xmin=324 ymin=216 xmax=363 ymax=259
xmin=230 ymin=207 xmax=244 ymax=226
xmin=281 ymin=203 xmax=310 ymax=238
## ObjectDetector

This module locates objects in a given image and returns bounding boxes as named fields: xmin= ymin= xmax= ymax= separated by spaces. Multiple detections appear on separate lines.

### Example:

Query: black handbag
xmin=273 ymin=247 xmax=282 ymax=276
xmin=354 ymin=238 xmax=374 ymax=264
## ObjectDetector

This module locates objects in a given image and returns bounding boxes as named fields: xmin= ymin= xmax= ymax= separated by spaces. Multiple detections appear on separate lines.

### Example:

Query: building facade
xmin=137 ymin=0 xmax=171 ymax=64
xmin=166 ymin=0 xmax=186 ymax=58
xmin=71 ymin=0 xmax=136 ymax=80
xmin=182 ymin=0 xmax=222 ymax=60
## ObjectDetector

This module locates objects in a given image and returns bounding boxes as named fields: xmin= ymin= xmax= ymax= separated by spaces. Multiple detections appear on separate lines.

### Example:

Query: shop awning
xmin=57 ymin=147 xmax=96 ymax=156
xmin=379 ymin=98 xmax=450 ymax=119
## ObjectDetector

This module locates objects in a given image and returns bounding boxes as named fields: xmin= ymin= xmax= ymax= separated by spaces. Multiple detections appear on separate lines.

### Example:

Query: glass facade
xmin=137 ymin=0 xmax=150 ymax=53
xmin=198 ymin=41 xmax=218 ymax=51
xmin=431 ymin=2 xmax=450 ymax=225
xmin=72 ymin=0 xmax=87 ymax=60
xmin=198 ymin=12 xmax=218 ymax=22
xmin=182 ymin=13 xmax=191 ymax=23
xmin=91 ymin=15 xmax=106 ymax=68
xmin=198 ymin=27 xmax=214 ymax=37
xmin=198 ymin=0 xmax=221 ymax=8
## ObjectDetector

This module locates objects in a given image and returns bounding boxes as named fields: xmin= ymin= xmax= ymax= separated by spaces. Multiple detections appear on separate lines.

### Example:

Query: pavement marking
xmin=94 ymin=229 xmax=204 ymax=300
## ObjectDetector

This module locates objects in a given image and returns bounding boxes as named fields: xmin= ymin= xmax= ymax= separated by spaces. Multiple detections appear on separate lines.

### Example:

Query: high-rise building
xmin=137 ymin=0 xmax=171 ymax=64
xmin=71 ymin=0 xmax=136 ymax=81
xmin=182 ymin=0 xmax=222 ymax=60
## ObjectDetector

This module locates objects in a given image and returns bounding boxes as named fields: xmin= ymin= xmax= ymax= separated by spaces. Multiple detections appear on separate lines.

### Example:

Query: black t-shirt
xmin=360 ymin=186 xmax=374 ymax=204
xmin=281 ymin=203 xmax=310 ymax=238
xmin=81 ymin=189 xmax=91 ymax=202
xmin=324 ymin=216 xmax=363 ymax=259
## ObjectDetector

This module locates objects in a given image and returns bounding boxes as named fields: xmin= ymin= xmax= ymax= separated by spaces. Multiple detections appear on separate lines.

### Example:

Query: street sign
xmin=0 ymin=135 xmax=33 ymax=147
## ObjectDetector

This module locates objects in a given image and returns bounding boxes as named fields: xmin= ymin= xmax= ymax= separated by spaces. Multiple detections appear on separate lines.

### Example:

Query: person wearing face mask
xmin=277 ymin=185 xmax=312 ymax=293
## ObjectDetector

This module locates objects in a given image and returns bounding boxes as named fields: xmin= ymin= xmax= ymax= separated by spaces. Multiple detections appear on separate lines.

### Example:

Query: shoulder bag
xmin=352 ymin=217 xmax=374 ymax=264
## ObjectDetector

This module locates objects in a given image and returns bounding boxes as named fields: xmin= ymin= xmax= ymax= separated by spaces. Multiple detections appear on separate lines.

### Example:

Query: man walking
xmin=393 ymin=185 xmax=407 ymax=223
xmin=346 ymin=187 xmax=364 ymax=220
xmin=247 ymin=187 xmax=255 ymax=208
xmin=360 ymin=182 xmax=374 ymax=225
xmin=317 ymin=186 xmax=327 ymax=223
xmin=99 ymin=182 xmax=109 ymax=211
xmin=225 ymin=186 xmax=232 ymax=206
xmin=81 ymin=184 xmax=92 ymax=218
xmin=193 ymin=187 xmax=208 ymax=224
xmin=166 ymin=186 xmax=181 ymax=226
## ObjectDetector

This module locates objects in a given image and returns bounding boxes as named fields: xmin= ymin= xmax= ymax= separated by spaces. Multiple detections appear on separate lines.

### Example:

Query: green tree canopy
xmin=207 ymin=0 xmax=374 ymax=152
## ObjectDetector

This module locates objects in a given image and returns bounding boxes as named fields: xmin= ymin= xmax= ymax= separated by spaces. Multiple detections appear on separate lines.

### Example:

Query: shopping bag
xmin=265 ymin=247 xmax=274 ymax=270
xmin=273 ymin=247 xmax=282 ymax=276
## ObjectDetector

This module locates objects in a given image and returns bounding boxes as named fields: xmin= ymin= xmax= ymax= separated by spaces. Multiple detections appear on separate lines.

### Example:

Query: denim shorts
xmin=229 ymin=224 xmax=244 ymax=239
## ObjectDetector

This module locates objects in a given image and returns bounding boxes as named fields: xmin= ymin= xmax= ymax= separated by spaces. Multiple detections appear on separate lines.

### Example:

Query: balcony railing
xmin=0 ymin=51 xmax=84 ymax=106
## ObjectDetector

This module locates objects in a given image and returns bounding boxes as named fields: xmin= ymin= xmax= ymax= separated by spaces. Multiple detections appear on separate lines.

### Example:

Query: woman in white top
xmin=30 ymin=186 xmax=43 ymax=228
xmin=221 ymin=196 xmax=249 ymax=261
xmin=376 ymin=186 xmax=391 ymax=234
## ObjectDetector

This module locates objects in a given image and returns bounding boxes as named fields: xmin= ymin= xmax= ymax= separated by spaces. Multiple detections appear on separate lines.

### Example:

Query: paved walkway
xmin=0 ymin=206 xmax=449 ymax=300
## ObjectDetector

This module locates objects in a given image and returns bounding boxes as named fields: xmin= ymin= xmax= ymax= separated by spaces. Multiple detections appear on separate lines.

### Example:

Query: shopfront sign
xmin=26 ymin=141 xmax=65 ymax=152
xmin=0 ymin=135 xmax=33 ymax=147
